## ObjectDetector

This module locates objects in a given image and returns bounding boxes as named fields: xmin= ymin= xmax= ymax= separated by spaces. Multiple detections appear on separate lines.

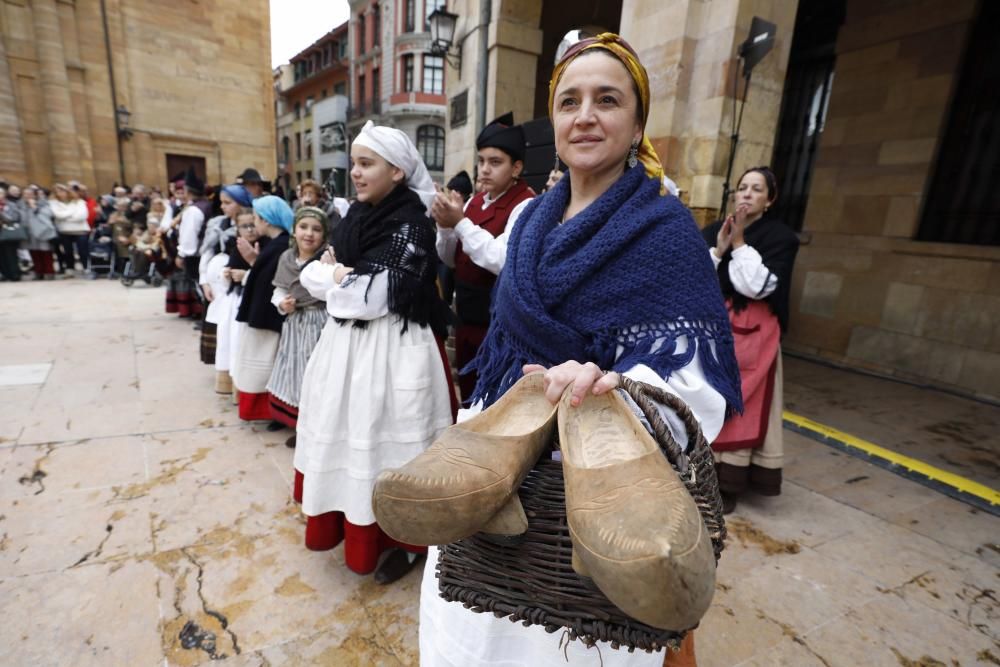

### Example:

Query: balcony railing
xmin=347 ymin=99 xmax=382 ymax=120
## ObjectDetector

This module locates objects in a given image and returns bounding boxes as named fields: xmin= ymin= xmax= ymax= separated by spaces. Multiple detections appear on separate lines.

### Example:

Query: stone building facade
xmin=276 ymin=24 xmax=350 ymax=196
xmin=347 ymin=0 xmax=448 ymax=185
xmin=0 ymin=0 xmax=275 ymax=193
xmin=441 ymin=0 xmax=999 ymax=400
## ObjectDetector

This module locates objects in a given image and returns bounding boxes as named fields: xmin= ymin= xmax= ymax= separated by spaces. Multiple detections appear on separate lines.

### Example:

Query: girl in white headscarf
xmin=293 ymin=122 xmax=458 ymax=584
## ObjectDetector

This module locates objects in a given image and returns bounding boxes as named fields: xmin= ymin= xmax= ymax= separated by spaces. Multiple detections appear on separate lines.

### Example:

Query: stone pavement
xmin=0 ymin=279 xmax=997 ymax=667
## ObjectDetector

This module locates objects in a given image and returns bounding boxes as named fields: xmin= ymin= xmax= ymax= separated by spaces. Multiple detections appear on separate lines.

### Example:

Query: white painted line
xmin=0 ymin=363 xmax=52 ymax=386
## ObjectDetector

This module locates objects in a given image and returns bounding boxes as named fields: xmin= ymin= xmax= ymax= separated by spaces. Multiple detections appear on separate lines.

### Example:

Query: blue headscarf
xmin=252 ymin=195 xmax=293 ymax=233
xmin=221 ymin=184 xmax=253 ymax=207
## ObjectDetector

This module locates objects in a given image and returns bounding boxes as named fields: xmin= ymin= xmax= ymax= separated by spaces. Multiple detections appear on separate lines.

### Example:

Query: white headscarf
xmin=352 ymin=120 xmax=437 ymax=213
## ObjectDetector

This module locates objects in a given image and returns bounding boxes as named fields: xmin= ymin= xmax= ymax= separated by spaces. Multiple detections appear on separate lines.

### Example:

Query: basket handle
xmin=619 ymin=376 xmax=704 ymax=477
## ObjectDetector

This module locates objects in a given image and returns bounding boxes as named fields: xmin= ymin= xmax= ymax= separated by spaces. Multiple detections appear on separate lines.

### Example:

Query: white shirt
xmin=435 ymin=195 xmax=534 ymax=275
xmin=158 ymin=201 xmax=175 ymax=232
xmin=300 ymin=262 xmax=389 ymax=320
xmin=177 ymin=205 xmax=205 ymax=258
xmin=710 ymin=244 xmax=779 ymax=299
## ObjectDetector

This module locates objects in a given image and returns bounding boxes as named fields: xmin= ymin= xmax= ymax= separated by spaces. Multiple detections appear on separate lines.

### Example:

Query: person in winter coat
xmin=0 ymin=185 xmax=26 ymax=281
xmin=23 ymin=186 xmax=58 ymax=279
xmin=50 ymin=183 xmax=90 ymax=276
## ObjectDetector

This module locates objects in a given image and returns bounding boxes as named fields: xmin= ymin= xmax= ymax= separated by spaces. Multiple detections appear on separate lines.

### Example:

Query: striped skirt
xmin=266 ymin=306 xmax=327 ymax=419
xmin=165 ymin=272 xmax=202 ymax=318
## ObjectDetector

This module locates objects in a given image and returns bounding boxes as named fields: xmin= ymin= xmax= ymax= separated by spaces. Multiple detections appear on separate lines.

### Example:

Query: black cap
xmin=183 ymin=167 xmax=204 ymax=195
xmin=236 ymin=168 xmax=263 ymax=184
xmin=446 ymin=170 xmax=473 ymax=200
xmin=476 ymin=112 xmax=525 ymax=163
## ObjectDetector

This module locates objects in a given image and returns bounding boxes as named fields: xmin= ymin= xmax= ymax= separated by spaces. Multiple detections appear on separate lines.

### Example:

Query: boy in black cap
xmin=432 ymin=112 xmax=536 ymax=403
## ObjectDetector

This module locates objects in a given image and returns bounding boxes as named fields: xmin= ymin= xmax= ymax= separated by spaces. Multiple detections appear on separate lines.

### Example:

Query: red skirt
xmin=713 ymin=300 xmax=781 ymax=452
xmin=238 ymin=391 xmax=271 ymax=421
xmin=303 ymin=510 xmax=426 ymax=574
xmin=268 ymin=393 xmax=298 ymax=429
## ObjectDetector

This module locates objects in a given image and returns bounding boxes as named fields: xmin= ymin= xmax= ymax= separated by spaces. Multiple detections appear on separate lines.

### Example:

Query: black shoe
xmin=721 ymin=492 xmax=737 ymax=515
xmin=265 ymin=420 xmax=284 ymax=432
xmin=285 ymin=435 xmax=296 ymax=448
xmin=374 ymin=549 xmax=423 ymax=585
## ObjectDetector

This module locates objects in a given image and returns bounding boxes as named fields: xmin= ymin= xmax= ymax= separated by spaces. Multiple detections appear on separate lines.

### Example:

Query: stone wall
xmin=0 ymin=0 xmax=275 ymax=192
xmin=786 ymin=0 xmax=1000 ymax=400
xmin=622 ymin=0 xmax=797 ymax=225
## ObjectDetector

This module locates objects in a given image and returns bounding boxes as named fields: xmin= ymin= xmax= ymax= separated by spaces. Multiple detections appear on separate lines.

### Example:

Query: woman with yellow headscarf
xmin=416 ymin=33 xmax=738 ymax=666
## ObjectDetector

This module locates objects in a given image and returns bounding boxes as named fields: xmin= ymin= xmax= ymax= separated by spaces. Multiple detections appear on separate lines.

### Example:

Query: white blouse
xmin=299 ymin=262 xmax=389 ymax=320
xmin=435 ymin=196 xmax=534 ymax=275
xmin=710 ymin=244 xmax=779 ymax=299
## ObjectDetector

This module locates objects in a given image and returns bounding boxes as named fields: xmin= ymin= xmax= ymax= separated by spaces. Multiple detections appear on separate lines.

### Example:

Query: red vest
xmin=454 ymin=180 xmax=534 ymax=325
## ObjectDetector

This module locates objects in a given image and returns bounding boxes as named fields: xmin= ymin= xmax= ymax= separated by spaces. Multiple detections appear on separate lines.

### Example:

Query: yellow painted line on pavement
xmin=784 ymin=410 xmax=1000 ymax=507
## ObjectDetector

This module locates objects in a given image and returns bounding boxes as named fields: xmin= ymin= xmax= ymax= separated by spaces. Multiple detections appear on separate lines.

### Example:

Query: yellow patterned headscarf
xmin=548 ymin=33 xmax=665 ymax=192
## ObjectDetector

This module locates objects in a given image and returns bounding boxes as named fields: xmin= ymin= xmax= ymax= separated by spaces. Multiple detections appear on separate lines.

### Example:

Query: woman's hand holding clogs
xmin=522 ymin=361 xmax=619 ymax=407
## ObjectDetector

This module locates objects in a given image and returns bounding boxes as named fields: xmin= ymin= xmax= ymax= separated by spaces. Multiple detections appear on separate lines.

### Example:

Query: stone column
xmin=30 ymin=0 xmax=83 ymax=182
xmin=0 ymin=31 xmax=28 ymax=183
xmin=622 ymin=0 xmax=797 ymax=225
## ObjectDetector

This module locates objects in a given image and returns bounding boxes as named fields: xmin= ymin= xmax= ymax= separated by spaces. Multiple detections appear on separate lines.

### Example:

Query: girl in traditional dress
xmin=703 ymin=167 xmax=799 ymax=513
xmin=293 ymin=121 xmax=454 ymax=584
xmin=199 ymin=185 xmax=252 ymax=368
xmin=212 ymin=209 xmax=257 ymax=396
xmin=418 ymin=33 xmax=740 ymax=667
xmin=265 ymin=206 xmax=329 ymax=448
xmin=231 ymin=196 xmax=292 ymax=423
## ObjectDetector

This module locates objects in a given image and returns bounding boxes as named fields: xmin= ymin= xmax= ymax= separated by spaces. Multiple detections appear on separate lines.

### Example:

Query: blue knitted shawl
xmin=467 ymin=163 xmax=743 ymax=413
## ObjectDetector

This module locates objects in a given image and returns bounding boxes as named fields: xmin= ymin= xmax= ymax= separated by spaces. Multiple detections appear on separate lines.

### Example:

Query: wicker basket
xmin=436 ymin=377 xmax=728 ymax=652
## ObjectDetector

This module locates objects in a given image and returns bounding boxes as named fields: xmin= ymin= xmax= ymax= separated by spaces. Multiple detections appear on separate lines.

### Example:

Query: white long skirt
xmin=232 ymin=326 xmax=280 ymax=394
xmin=212 ymin=291 xmax=241 ymax=372
xmin=294 ymin=315 xmax=452 ymax=525
xmin=420 ymin=547 xmax=665 ymax=667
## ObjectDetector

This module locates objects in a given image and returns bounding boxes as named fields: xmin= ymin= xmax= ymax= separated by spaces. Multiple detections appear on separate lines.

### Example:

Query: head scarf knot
xmin=352 ymin=120 xmax=437 ymax=213
xmin=548 ymin=32 xmax=666 ymax=193
xmin=252 ymin=195 xmax=293 ymax=233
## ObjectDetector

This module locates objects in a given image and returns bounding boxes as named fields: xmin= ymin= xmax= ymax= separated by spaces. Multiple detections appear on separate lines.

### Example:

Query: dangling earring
xmin=627 ymin=142 xmax=639 ymax=169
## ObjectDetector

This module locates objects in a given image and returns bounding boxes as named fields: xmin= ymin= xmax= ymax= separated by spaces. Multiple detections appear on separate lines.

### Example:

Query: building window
xmin=359 ymin=73 xmax=366 ymax=108
xmin=295 ymin=132 xmax=302 ymax=160
xmin=373 ymin=4 xmax=380 ymax=47
xmin=305 ymin=129 xmax=313 ymax=160
xmin=340 ymin=40 xmax=348 ymax=59
xmin=417 ymin=125 xmax=445 ymax=170
xmin=282 ymin=136 xmax=290 ymax=163
xmin=305 ymin=96 xmax=314 ymax=115
xmin=402 ymin=54 xmax=414 ymax=92
xmin=450 ymin=90 xmax=468 ymax=128
xmin=425 ymin=0 xmax=445 ymax=30
xmin=423 ymin=55 xmax=444 ymax=95
xmin=334 ymin=82 xmax=346 ymax=96
xmin=403 ymin=0 xmax=415 ymax=32
xmin=372 ymin=67 xmax=380 ymax=111
xmin=358 ymin=13 xmax=366 ymax=54
xmin=294 ymin=102 xmax=301 ymax=119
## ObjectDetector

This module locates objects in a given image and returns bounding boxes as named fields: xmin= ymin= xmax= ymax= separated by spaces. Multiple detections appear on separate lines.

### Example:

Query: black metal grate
xmin=770 ymin=0 xmax=845 ymax=232
xmin=918 ymin=0 xmax=1000 ymax=246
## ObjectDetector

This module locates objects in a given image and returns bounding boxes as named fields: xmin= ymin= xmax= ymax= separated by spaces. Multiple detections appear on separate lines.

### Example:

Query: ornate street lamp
xmin=116 ymin=105 xmax=133 ymax=140
xmin=427 ymin=7 xmax=461 ymax=69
